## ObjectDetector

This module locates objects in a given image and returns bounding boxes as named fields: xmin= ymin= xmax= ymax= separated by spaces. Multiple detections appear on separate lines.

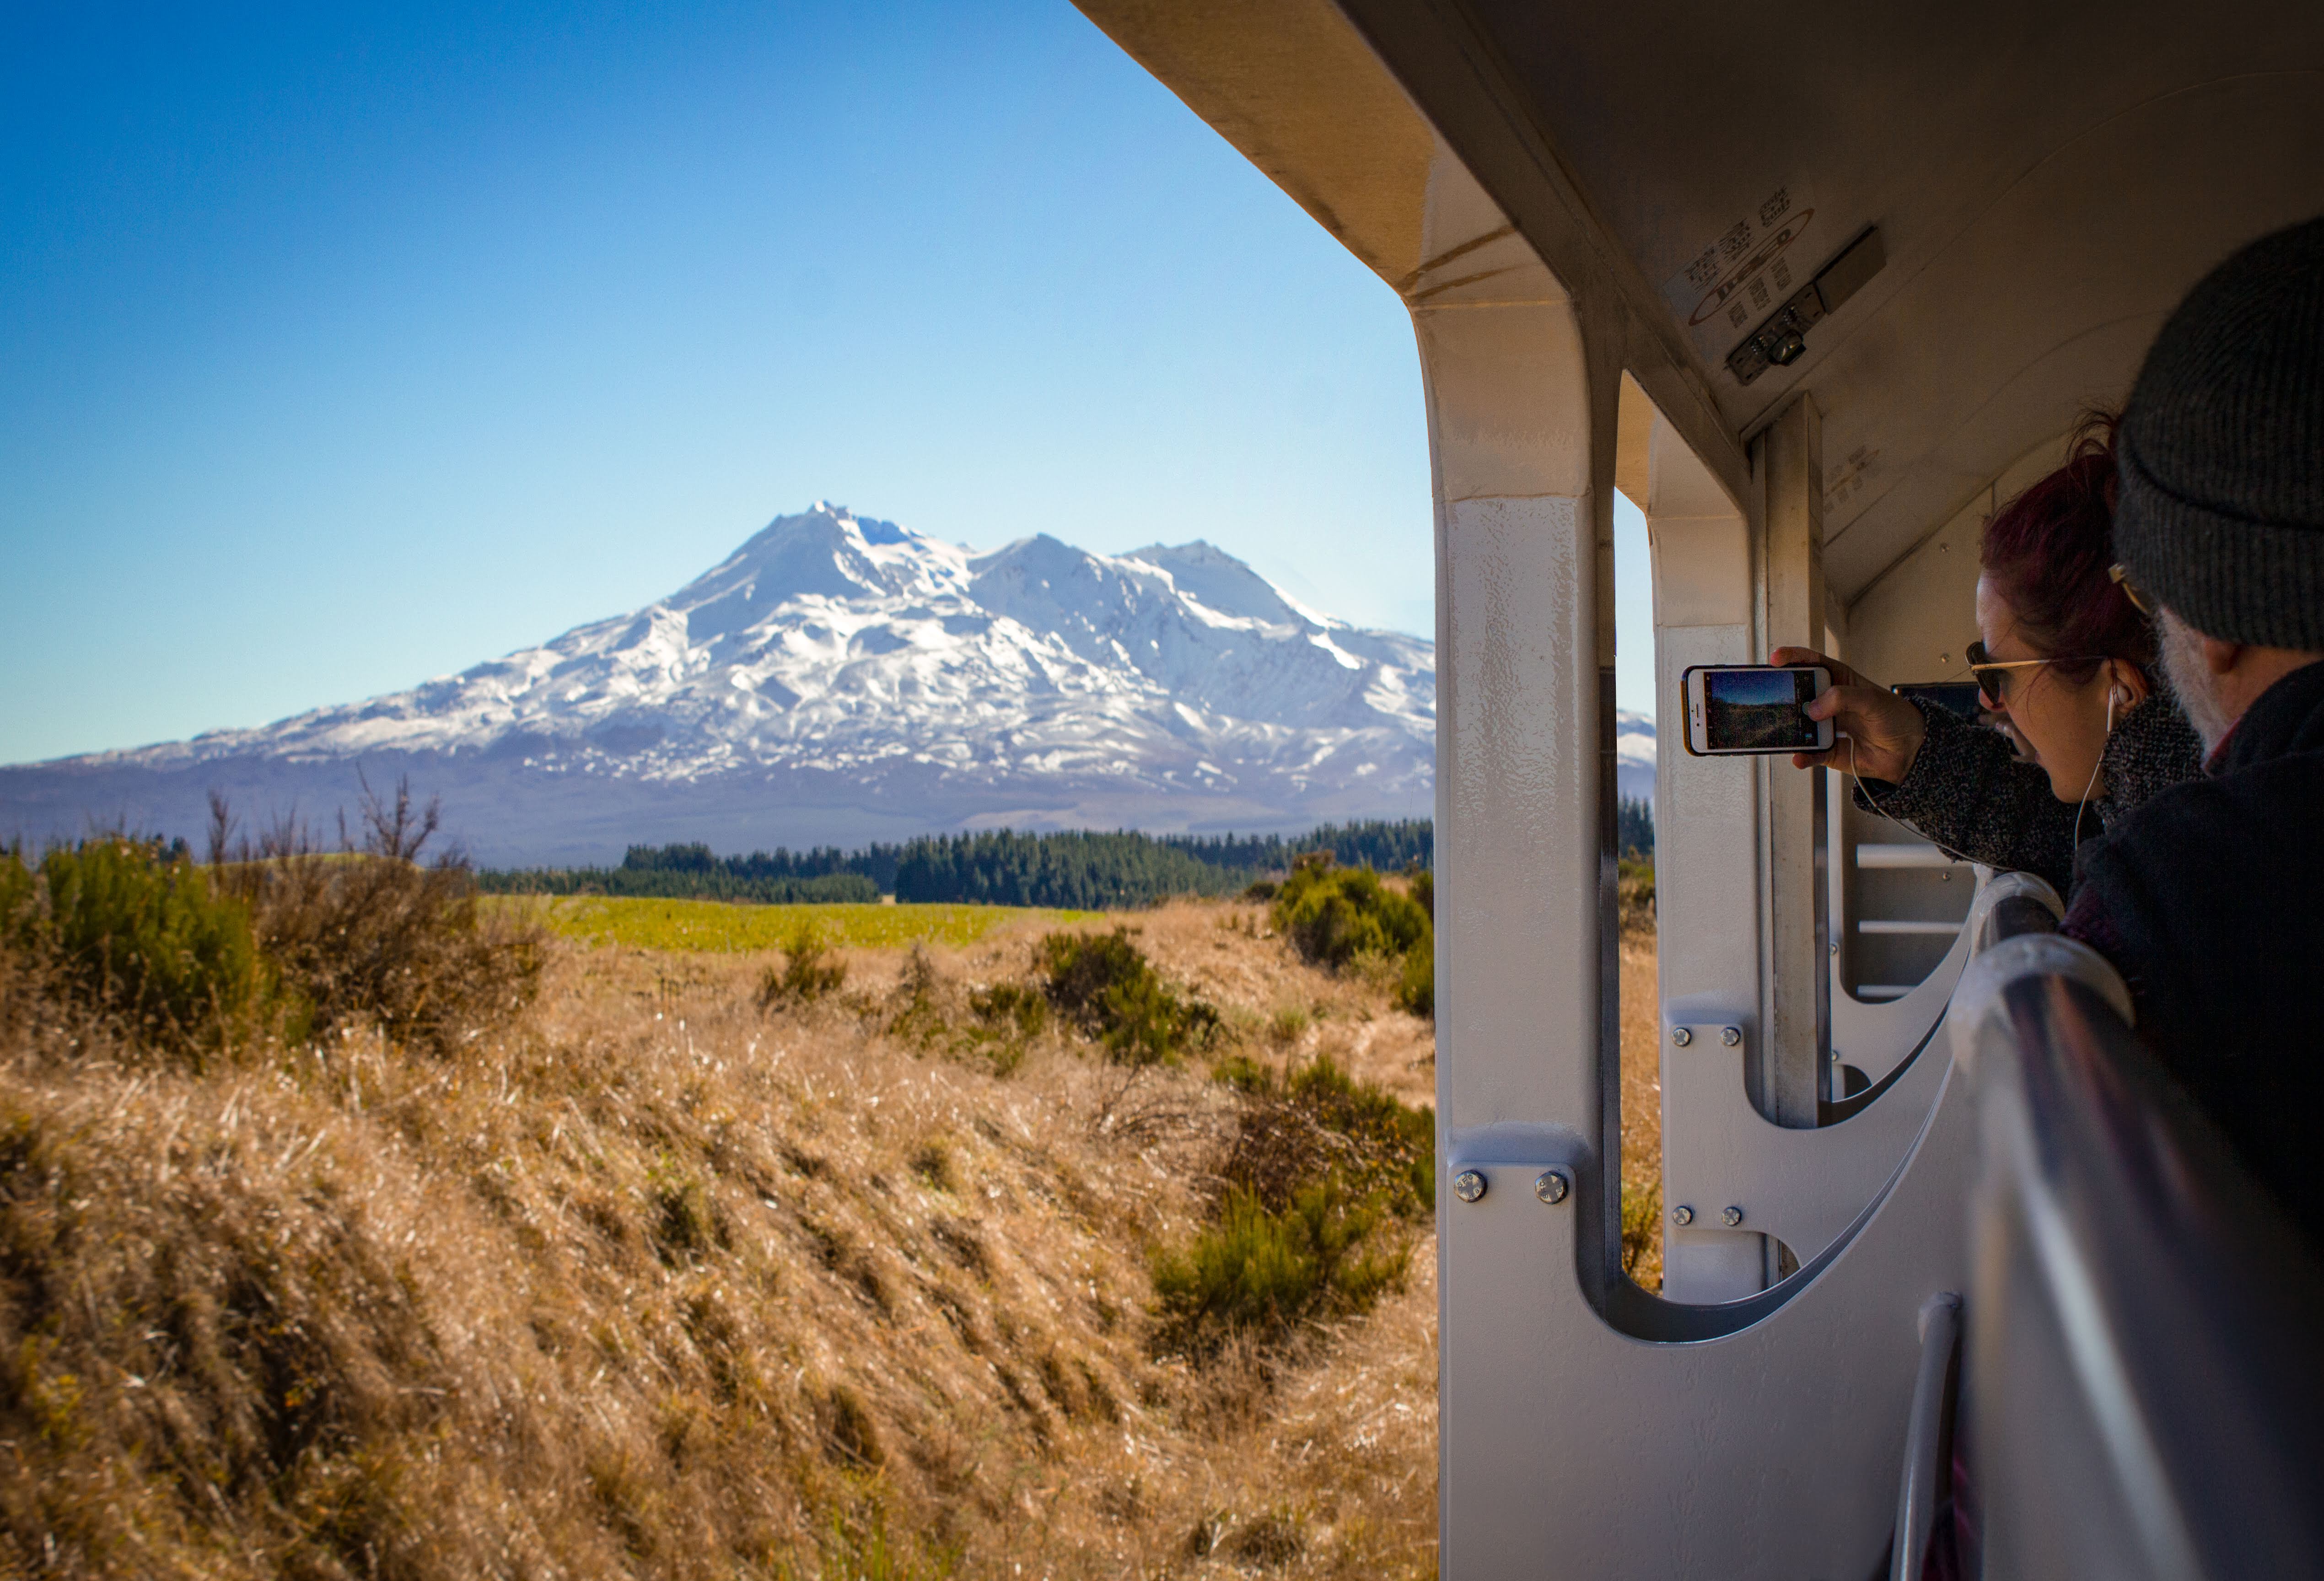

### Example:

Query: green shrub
xmin=1210 ymin=1054 xmax=1275 ymax=1095
xmin=19 ymin=836 xmax=264 ymax=1056
xmin=0 ymin=847 xmax=36 ymax=951
xmin=1618 ymin=855 xmax=1656 ymax=935
xmin=968 ymin=982 xmax=1047 ymax=1040
xmin=1037 ymin=928 xmax=1216 ymax=1065
xmin=1270 ymin=856 xmax=1428 ymax=972
xmin=759 ymin=921 xmax=847 ymax=1008
xmin=1396 ymin=931 xmax=1433 ymax=1018
xmin=1282 ymin=1055 xmax=1434 ymax=1217
xmin=1167 ymin=1054 xmax=1434 ymax=1355
xmin=1151 ymin=1179 xmax=1410 ymax=1350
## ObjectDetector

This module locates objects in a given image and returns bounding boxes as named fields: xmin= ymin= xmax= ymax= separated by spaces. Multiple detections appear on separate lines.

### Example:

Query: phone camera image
xmin=1705 ymin=667 xmax=1820 ymax=750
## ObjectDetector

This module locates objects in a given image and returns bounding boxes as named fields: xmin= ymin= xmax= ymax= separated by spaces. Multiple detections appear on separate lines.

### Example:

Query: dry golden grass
xmin=1618 ymin=931 xmax=1664 ymax=1293
xmin=0 ymin=897 xmax=1447 ymax=1579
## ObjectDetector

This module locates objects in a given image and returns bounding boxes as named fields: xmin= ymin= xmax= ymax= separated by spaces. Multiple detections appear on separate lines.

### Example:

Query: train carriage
xmin=1069 ymin=4 xmax=2324 ymax=1576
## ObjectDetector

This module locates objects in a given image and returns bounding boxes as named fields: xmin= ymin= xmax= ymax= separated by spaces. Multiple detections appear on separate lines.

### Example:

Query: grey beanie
xmin=2114 ymin=215 xmax=2324 ymax=650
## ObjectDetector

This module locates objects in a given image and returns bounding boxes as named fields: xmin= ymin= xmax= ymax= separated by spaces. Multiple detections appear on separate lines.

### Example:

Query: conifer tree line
xmin=483 ymin=805 xmax=1649 ymax=909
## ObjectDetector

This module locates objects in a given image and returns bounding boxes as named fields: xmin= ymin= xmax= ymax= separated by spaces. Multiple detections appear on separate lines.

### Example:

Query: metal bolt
xmin=1720 ymin=1026 xmax=1742 ymax=1047
xmin=1534 ymin=1170 xmax=1570 ymax=1205
xmin=1671 ymin=1205 xmax=1695 ymax=1226
xmin=1722 ymin=1205 xmax=1745 ymax=1227
xmin=1453 ymin=1170 xmax=1487 ymax=1204
xmin=1671 ymin=1026 xmax=1693 ymax=1047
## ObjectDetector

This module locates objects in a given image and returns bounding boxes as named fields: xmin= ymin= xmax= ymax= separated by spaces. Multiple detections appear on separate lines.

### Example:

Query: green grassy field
xmin=511 ymin=894 xmax=1104 ymax=954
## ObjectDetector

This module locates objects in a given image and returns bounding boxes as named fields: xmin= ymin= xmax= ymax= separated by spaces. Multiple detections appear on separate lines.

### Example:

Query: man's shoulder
xmin=2075 ymin=745 xmax=2324 ymax=919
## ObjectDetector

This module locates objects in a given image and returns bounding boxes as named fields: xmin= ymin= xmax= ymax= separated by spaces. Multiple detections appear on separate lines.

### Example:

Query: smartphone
xmin=1681 ymin=664 xmax=1835 ymax=756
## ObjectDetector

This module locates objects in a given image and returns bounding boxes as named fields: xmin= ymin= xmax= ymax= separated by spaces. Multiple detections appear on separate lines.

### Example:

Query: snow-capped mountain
xmin=2 ymin=505 xmax=1655 ymax=864
xmin=0 ymin=510 xmax=1332 ymax=859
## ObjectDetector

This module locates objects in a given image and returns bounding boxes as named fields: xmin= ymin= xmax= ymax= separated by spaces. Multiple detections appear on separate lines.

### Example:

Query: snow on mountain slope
xmin=8 ymin=505 xmax=1600 ymax=864
xmin=1616 ymin=711 xmax=1657 ymax=802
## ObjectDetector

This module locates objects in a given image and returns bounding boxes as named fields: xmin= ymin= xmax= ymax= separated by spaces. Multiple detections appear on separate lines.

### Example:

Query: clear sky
xmin=1 ymin=1 xmax=1658 ymax=766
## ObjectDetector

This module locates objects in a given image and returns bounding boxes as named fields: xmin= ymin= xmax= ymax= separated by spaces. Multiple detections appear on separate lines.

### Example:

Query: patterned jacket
xmin=1846 ymin=687 xmax=2204 ymax=898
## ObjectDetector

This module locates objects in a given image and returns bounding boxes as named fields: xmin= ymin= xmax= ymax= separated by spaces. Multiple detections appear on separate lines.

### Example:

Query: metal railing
xmin=1936 ymin=874 xmax=2324 ymax=1580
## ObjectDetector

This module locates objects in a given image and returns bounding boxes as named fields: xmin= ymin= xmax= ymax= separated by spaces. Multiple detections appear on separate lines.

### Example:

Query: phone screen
xmin=1702 ymin=667 xmax=1824 ymax=750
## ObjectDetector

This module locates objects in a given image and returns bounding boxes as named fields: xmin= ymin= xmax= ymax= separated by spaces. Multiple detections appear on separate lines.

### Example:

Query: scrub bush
xmin=969 ymin=981 xmax=1048 ymax=1040
xmin=5 ymin=837 xmax=264 ymax=1059
xmin=1270 ymin=857 xmax=1428 ymax=972
xmin=209 ymin=780 xmax=544 ymax=1055
xmin=1151 ymin=1181 xmax=1409 ymax=1351
xmin=1618 ymin=855 xmax=1657 ymax=936
xmin=1270 ymin=855 xmax=1435 ymax=1019
xmin=1161 ymin=1055 xmax=1433 ymax=1355
xmin=758 ymin=920 xmax=847 ymax=1008
xmin=1397 ymin=932 xmax=1434 ymax=1018
xmin=1037 ymin=927 xmax=1217 ymax=1065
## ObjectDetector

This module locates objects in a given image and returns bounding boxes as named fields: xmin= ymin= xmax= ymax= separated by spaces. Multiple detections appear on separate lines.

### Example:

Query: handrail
xmin=1890 ymin=1292 xmax=1961 ymax=1581
xmin=1946 ymin=876 xmax=2324 ymax=1580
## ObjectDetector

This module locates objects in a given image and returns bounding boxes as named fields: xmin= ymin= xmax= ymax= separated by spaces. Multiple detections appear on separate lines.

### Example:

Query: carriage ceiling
xmin=1078 ymin=0 xmax=2324 ymax=604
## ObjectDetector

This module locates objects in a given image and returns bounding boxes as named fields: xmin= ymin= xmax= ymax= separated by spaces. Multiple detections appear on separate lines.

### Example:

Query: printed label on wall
xmin=1662 ymin=182 xmax=1815 ymax=355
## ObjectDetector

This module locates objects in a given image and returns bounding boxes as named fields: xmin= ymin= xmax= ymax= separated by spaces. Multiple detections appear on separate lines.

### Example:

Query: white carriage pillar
xmin=1627 ymin=378 xmax=1771 ymax=1301
xmin=1418 ymin=147 xmax=1624 ymax=1301
xmin=1758 ymin=398 xmax=1829 ymax=1135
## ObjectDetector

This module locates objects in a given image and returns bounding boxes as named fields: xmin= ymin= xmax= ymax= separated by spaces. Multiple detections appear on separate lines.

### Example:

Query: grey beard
xmin=2160 ymin=608 xmax=2232 ymax=753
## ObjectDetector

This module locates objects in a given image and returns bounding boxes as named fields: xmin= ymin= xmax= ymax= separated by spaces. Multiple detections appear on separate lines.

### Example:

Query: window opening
xmin=1612 ymin=485 xmax=1663 ymax=1291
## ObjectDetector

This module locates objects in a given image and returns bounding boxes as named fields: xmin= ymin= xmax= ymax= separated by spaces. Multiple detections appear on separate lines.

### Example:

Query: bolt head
xmin=1722 ymin=1205 xmax=1744 ymax=1227
xmin=1453 ymin=1170 xmax=1487 ymax=1204
xmin=1671 ymin=1026 xmax=1693 ymax=1047
xmin=1534 ymin=1170 xmax=1569 ymax=1205
xmin=1720 ymin=1026 xmax=1742 ymax=1047
xmin=1671 ymin=1205 xmax=1695 ymax=1226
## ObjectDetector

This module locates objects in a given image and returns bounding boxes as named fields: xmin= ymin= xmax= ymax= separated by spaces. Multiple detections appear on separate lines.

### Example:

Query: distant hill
xmin=0 ymin=503 xmax=1656 ymax=864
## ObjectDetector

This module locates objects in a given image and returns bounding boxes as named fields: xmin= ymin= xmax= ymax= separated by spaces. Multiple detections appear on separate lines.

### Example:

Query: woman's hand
xmin=1770 ymin=646 xmax=1928 ymax=780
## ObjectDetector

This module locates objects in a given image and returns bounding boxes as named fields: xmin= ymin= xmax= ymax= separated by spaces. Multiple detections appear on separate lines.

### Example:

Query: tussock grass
xmin=0 ymin=890 xmax=1446 ymax=1577
xmin=1619 ymin=930 xmax=1665 ymax=1291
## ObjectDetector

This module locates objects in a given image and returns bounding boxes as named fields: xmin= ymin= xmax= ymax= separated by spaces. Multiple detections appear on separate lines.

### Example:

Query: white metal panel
xmin=1442 ymin=1056 xmax=1974 ymax=1579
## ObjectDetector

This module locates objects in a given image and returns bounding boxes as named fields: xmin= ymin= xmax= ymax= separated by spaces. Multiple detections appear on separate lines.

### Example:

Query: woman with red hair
xmin=1777 ymin=416 xmax=2201 ymax=898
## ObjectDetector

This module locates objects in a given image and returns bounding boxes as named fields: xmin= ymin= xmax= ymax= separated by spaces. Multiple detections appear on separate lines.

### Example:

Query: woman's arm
xmin=1847 ymin=700 xmax=2082 ymax=894
xmin=1770 ymin=646 xmax=2080 ymax=893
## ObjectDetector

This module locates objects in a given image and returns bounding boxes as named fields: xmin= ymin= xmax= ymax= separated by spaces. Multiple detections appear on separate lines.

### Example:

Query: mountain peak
xmin=3 ymin=504 xmax=1531 ymax=863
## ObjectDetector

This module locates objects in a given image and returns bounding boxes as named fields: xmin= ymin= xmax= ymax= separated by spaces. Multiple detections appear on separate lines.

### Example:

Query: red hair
xmin=1978 ymin=411 xmax=2152 ymax=682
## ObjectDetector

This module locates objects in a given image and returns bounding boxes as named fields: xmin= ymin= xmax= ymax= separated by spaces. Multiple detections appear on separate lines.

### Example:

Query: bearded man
xmin=2061 ymin=215 xmax=2324 ymax=1233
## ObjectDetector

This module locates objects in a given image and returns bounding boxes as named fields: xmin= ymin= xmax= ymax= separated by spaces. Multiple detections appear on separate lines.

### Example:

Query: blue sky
xmin=1 ymin=1 xmax=1657 ymax=766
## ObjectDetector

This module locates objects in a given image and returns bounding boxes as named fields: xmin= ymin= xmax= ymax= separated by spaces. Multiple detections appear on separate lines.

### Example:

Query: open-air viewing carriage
xmin=1074 ymin=4 xmax=2324 ymax=1575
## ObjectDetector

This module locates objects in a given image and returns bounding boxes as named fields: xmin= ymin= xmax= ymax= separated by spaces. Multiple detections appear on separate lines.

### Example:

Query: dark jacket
xmin=1850 ymin=690 xmax=2204 ymax=897
xmin=2063 ymin=660 xmax=2324 ymax=1232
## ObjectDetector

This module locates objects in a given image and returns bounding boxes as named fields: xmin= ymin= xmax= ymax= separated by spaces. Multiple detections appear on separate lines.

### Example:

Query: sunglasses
xmin=1964 ymin=640 xmax=2111 ymax=705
